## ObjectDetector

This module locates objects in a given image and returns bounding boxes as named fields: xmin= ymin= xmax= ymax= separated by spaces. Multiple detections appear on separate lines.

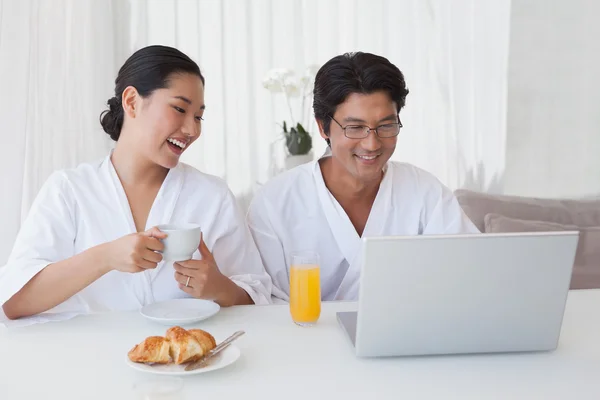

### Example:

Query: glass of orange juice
xmin=289 ymin=251 xmax=321 ymax=327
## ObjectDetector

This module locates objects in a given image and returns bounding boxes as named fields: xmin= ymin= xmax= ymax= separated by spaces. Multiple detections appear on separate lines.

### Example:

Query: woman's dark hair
xmin=312 ymin=52 xmax=409 ymax=144
xmin=100 ymin=45 xmax=204 ymax=141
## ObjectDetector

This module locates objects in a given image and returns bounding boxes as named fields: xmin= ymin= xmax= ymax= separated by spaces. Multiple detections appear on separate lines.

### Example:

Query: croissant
xmin=188 ymin=329 xmax=217 ymax=354
xmin=128 ymin=336 xmax=171 ymax=364
xmin=165 ymin=326 xmax=204 ymax=364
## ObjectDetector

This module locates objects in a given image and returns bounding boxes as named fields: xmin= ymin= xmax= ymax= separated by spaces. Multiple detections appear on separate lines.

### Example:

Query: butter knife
xmin=185 ymin=330 xmax=245 ymax=371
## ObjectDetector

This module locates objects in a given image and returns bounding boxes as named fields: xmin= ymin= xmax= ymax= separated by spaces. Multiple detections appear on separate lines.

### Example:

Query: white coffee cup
xmin=156 ymin=223 xmax=202 ymax=262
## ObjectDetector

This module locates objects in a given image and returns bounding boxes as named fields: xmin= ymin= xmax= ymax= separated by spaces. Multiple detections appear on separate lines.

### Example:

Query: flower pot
xmin=284 ymin=151 xmax=314 ymax=170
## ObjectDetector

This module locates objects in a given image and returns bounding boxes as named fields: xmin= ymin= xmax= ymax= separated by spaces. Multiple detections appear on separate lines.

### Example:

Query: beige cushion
xmin=484 ymin=213 xmax=600 ymax=290
xmin=455 ymin=189 xmax=600 ymax=232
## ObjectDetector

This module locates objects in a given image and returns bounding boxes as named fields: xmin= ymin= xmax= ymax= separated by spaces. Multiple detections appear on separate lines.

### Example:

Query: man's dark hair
xmin=312 ymin=52 xmax=409 ymax=144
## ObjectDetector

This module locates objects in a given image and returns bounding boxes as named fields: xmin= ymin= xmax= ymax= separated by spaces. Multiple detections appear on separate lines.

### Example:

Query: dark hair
xmin=312 ymin=52 xmax=409 ymax=145
xmin=100 ymin=45 xmax=204 ymax=141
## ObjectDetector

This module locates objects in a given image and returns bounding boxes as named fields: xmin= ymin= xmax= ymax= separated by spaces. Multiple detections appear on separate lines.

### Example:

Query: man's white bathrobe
xmin=247 ymin=152 xmax=479 ymax=301
xmin=0 ymin=153 xmax=272 ymax=317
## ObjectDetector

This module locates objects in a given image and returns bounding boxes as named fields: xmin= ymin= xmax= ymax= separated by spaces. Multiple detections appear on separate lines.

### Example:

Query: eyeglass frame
xmin=329 ymin=115 xmax=403 ymax=139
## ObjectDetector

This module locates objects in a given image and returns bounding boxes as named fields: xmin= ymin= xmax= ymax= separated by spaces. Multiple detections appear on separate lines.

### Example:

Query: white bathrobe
xmin=247 ymin=153 xmax=479 ymax=301
xmin=0 ymin=152 xmax=273 ymax=317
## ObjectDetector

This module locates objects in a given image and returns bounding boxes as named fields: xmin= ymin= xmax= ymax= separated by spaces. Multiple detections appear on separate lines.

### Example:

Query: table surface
xmin=1 ymin=290 xmax=600 ymax=399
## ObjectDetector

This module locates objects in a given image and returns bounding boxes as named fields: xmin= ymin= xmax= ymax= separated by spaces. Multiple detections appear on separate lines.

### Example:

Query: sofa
xmin=455 ymin=189 xmax=600 ymax=290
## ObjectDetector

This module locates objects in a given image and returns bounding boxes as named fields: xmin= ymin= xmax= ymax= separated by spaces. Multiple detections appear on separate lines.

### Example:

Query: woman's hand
xmin=173 ymin=236 xmax=252 ymax=306
xmin=102 ymin=227 xmax=167 ymax=273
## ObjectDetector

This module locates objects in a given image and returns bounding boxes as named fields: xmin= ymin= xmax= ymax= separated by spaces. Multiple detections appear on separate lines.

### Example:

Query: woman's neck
xmin=110 ymin=139 xmax=168 ymax=188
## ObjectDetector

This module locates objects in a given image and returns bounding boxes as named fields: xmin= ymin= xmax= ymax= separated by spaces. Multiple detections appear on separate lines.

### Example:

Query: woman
xmin=1 ymin=45 xmax=272 ymax=320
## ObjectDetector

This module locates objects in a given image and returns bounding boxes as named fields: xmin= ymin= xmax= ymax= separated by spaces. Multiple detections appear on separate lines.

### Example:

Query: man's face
xmin=320 ymin=91 xmax=399 ymax=184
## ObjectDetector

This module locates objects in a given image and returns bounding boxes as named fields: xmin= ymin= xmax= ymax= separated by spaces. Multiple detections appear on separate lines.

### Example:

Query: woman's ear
xmin=121 ymin=86 xmax=139 ymax=119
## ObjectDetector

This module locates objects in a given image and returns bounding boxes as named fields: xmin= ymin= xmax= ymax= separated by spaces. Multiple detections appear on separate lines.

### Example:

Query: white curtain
xmin=126 ymin=0 xmax=511 ymax=199
xmin=0 ymin=0 xmax=511 ymax=264
xmin=0 ymin=0 xmax=116 ymax=265
xmin=372 ymin=0 xmax=510 ymax=193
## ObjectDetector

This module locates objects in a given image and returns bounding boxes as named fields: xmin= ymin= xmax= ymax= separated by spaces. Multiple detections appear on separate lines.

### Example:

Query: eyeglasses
xmin=330 ymin=115 xmax=402 ymax=139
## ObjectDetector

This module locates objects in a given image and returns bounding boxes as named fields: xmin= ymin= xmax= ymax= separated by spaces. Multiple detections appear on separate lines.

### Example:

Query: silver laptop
xmin=337 ymin=231 xmax=579 ymax=357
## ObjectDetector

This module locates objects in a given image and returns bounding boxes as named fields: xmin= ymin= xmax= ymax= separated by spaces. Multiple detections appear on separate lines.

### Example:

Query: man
xmin=247 ymin=52 xmax=478 ymax=301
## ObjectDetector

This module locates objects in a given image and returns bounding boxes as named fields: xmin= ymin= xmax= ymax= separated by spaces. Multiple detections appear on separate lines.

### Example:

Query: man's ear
xmin=316 ymin=118 xmax=332 ymax=147
xmin=316 ymin=118 xmax=329 ymax=141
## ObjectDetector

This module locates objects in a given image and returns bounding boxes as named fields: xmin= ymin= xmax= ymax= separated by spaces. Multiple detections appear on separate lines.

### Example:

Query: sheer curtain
xmin=0 ymin=0 xmax=511 ymax=264
xmin=0 ymin=0 xmax=116 ymax=265
xmin=127 ymin=0 xmax=511 ymax=201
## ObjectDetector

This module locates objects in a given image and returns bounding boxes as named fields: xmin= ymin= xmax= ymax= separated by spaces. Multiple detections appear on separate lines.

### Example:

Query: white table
xmin=1 ymin=290 xmax=600 ymax=399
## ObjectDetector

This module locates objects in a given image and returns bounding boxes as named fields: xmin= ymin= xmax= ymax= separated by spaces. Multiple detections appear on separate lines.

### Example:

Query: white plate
xmin=140 ymin=299 xmax=220 ymax=325
xmin=126 ymin=345 xmax=241 ymax=376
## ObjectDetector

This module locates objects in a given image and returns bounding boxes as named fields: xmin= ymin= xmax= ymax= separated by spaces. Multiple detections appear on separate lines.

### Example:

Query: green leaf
xmin=296 ymin=123 xmax=307 ymax=135
xmin=285 ymin=125 xmax=313 ymax=155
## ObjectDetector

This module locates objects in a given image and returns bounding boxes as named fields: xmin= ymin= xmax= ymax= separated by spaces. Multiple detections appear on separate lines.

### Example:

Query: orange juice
xmin=289 ymin=265 xmax=321 ymax=325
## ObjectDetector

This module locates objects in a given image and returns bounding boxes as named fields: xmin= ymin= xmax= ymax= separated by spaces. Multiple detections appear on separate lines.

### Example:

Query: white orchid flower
xmin=263 ymin=68 xmax=296 ymax=93
xmin=262 ymin=76 xmax=283 ymax=93
xmin=283 ymin=76 xmax=301 ymax=98
xmin=266 ymin=68 xmax=294 ymax=81
xmin=300 ymin=75 xmax=311 ymax=86
xmin=262 ymin=65 xmax=320 ymax=138
xmin=300 ymin=64 xmax=320 ymax=89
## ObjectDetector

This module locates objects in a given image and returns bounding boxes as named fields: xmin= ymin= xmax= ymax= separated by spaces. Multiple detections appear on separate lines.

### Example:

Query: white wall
xmin=504 ymin=0 xmax=600 ymax=198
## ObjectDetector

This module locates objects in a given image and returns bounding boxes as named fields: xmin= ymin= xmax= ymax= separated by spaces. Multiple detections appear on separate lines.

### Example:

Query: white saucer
xmin=140 ymin=299 xmax=220 ymax=325
xmin=126 ymin=345 xmax=240 ymax=376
